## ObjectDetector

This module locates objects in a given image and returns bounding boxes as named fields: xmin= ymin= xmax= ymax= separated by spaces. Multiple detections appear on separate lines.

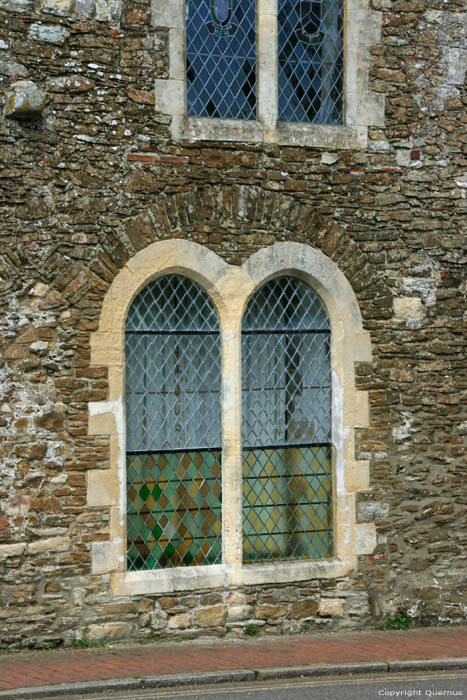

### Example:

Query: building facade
xmin=0 ymin=0 xmax=465 ymax=647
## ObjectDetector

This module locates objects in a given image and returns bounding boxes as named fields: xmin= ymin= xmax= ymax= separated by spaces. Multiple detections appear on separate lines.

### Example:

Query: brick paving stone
xmin=0 ymin=627 xmax=466 ymax=691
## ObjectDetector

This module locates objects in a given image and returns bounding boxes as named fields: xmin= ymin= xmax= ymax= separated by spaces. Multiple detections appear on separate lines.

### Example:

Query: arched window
xmin=125 ymin=275 xmax=222 ymax=571
xmin=242 ymin=276 xmax=332 ymax=563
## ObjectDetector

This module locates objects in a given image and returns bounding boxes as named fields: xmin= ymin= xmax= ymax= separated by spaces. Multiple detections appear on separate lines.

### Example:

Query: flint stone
xmin=5 ymin=81 xmax=46 ymax=120
xmin=0 ymin=0 xmax=32 ymax=12
xmin=95 ymin=0 xmax=121 ymax=22
xmin=0 ymin=60 xmax=28 ymax=78
xmin=357 ymin=502 xmax=390 ymax=522
xmin=29 ymin=24 xmax=70 ymax=44
xmin=40 ymin=0 xmax=73 ymax=15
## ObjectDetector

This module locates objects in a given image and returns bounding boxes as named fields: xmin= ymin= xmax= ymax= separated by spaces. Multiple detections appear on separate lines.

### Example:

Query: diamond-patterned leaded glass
xmin=125 ymin=276 xmax=222 ymax=570
xmin=242 ymin=277 xmax=332 ymax=563
xmin=278 ymin=0 xmax=343 ymax=124
xmin=186 ymin=0 xmax=257 ymax=120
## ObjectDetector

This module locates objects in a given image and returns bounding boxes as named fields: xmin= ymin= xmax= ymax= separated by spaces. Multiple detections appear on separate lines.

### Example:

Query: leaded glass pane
xmin=126 ymin=276 xmax=222 ymax=570
xmin=186 ymin=0 xmax=257 ymax=120
xmin=278 ymin=0 xmax=343 ymax=124
xmin=242 ymin=277 xmax=333 ymax=563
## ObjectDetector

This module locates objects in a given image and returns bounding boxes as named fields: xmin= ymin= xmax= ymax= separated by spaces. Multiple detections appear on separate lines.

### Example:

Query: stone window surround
xmin=88 ymin=240 xmax=375 ymax=597
xmin=153 ymin=0 xmax=385 ymax=149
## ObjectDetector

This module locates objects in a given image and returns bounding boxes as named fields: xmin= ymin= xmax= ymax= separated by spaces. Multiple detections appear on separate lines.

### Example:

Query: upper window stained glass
xmin=278 ymin=0 xmax=344 ymax=124
xmin=186 ymin=0 xmax=257 ymax=120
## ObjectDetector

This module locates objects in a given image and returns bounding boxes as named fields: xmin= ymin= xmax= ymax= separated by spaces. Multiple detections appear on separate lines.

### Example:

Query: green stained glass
xmin=127 ymin=451 xmax=222 ymax=571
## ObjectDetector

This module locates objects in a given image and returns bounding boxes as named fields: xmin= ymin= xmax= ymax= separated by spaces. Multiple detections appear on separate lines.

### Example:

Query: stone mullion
xmin=219 ymin=307 xmax=244 ymax=575
xmin=257 ymin=0 xmax=278 ymax=136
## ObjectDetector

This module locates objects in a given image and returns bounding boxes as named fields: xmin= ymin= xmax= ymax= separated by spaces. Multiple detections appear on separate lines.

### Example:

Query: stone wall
xmin=0 ymin=0 xmax=466 ymax=647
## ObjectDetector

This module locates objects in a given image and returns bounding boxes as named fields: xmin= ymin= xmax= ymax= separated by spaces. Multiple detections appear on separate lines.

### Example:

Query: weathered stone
xmin=35 ymin=411 xmax=64 ymax=431
xmin=147 ymin=609 xmax=168 ymax=629
xmin=167 ymin=614 xmax=191 ymax=630
xmin=0 ymin=543 xmax=26 ymax=558
xmin=393 ymin=296 xmax=424 ymax=321
xmin=48 ymin=76 xmax=95 ymax=92
xmin=227 ymin=605 xmax=254 ymax=622
xmin=256 ymin=605 xmax=288 ymax=620
xmin=95 ymin=0 xmax=120 ymax=22
xmin=1 ymin=495 xmax=31 ymax=515
xmin=199 ymin=593 xmax=223 ymax=606
xmin=85 ymin=622 xmax=132 ymax=641
xmin=226 ymin=591 xmax=247 ymax=605
xmin=290 ymin=599 xmax=319 ymax=619
xmin=0 ymin=0 xmax=32 ymax=12
xmin=0 ymin=0 xmax=464 ymax=650
xmin=319 ymin=598 xmax=344 ymax=617
xmin=28 ymin=536 xmax=71 ymax=554
xmin=194 ymin=606 xmax=227 ymax=628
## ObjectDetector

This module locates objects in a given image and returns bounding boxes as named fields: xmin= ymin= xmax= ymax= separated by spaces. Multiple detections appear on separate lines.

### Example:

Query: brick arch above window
xmin=87 ymin=240 xmax=375 ymax=596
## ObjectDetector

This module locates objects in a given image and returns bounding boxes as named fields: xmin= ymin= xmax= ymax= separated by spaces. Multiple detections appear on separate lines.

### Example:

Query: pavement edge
xmin=1 ymin=658 xmax=467 ymax=699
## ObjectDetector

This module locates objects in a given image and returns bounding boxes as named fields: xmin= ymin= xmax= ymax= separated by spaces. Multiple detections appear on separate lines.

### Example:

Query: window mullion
xmin=220 ymin=319 xmax=243 ymax=569
xmin=257 ymin=0 xmax=278 ymax=132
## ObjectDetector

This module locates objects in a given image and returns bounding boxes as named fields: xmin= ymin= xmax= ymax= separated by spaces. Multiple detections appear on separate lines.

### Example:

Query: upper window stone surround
xmin=153 ymin=0 xmax=385 ymax=149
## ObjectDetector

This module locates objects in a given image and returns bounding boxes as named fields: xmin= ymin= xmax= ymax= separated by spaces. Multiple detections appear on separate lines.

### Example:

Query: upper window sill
xmin=171 ymin=115 xmax=368 ymax=149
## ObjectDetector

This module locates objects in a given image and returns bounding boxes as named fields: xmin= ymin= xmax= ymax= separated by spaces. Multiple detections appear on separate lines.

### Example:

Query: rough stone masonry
xmin=0 ymin=0 xmax=466 ymax=648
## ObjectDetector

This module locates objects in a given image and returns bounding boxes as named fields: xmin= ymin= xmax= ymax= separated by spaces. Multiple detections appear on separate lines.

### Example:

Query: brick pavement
xmin=0 ymin=626 xmax=466 ymax=692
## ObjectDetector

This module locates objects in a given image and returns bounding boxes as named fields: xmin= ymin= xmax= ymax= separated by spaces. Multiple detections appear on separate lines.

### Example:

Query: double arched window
xmin=125 ymin=274 xmax=332 ymax=571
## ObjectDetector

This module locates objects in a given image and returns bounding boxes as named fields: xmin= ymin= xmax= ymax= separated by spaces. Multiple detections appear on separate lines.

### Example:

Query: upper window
xmin=185 ymin=0 xmax=342 ymax=125
xmin=153 ymin=0 xmax=383 ymax=146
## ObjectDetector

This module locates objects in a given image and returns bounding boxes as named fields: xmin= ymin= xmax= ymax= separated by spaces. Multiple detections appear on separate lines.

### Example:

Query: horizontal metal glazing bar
xmin=127 ymin=447 xmax=222 ymax=455
xmin=242 ymin=442 xmax=331 ymax=450
xmin=242 ymin=329 xmax=330 ymax=335
xmin=126 ymin=330 xmax=221 ymax=336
